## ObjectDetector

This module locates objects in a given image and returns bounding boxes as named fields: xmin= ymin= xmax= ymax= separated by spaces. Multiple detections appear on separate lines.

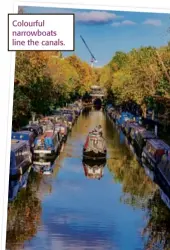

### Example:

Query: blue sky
xmin=22 ymin=6 xmax=170 ymax=66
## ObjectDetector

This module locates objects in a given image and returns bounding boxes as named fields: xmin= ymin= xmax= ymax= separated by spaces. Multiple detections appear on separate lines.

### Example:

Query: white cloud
xmin=111 ymin=22 xmax=121 ymax=27
xmin=111 ymin=20 xmax=136 ymax=26
xmin=122 ymin=20 xmax=136 ymax=25
xmin=75 ymin=11 xmax=123 ymax=23
xmin=143 ymin=19 xmax=162 ymax=26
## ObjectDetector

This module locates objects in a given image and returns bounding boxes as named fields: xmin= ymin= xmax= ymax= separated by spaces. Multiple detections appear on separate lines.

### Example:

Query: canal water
xmin=6 ymin=109 xmax=170 ymax=250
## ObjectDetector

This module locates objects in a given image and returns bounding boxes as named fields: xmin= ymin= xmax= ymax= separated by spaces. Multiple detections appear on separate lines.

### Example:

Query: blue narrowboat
xmin=62 ymin=109 xmax=76 ymax=123
xmin=8 ymin=166 xmax=31 ymax=202
xmin=33 ymin=130 xmax=60 ymax=159
xmin=11 ymin=131 xmax=35 ymax=153
xmin=10 ymin=140 xmax=32 ymax=178
xmin=116 ymin=112 xmax=134 ymax=127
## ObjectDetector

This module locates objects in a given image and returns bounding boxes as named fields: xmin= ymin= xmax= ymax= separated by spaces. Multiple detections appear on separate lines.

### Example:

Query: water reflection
xmin=6 ymin=110 xmax=170 ymax=250
xmin=6 ymin=171 xmax=42 ymax=250
xmin=33 ymin=158 xmax=56 ymax=175
xmin=82 ymin=160 xmax=106 ymax=180
xmin=141 ymin=189 xmax=170 ymax=250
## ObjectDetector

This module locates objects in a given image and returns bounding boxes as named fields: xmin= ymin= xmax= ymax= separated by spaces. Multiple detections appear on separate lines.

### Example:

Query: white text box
xmin=8 ymin=14 xmax=75 ymax=51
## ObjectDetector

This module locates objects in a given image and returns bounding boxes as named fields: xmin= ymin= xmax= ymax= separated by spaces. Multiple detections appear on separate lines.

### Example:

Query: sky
xmin=22 ymin=6 xmax=170 ymax=66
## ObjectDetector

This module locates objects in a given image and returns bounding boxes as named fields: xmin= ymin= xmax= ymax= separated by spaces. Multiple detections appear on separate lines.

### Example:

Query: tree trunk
xmin=141 ymin=103 xmax=147 ymax=118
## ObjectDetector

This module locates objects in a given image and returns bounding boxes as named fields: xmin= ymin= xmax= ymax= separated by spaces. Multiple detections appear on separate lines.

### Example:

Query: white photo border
xmin=1 ymin=0 xmax=170 ymax=250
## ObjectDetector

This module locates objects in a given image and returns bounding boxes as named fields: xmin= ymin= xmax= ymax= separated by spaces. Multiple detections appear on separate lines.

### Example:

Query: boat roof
xmin=11 ymin=139 xmax=27 ymax=152
xmin=37 ymin=131 xmax=54 ymax=139
xmin=22 ymin=125 xmax=39 ymax=131
xmin=139 ymin=130 xmax=157 ymax=139
xmin=12 ymin=131 xmax=33 ymax=140
xmin=147 ymin=139 xmax=170 ymax=150
xmin=131 ymin=125 xmax=145 ymax=131
xmin=126 ymin=122 xmax=139 ymax=128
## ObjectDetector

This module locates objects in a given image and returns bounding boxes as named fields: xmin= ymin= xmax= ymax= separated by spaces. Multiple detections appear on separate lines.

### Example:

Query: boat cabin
xmin=129 ymin=125 xmax=145 ymax=142
xmin=135 ymin=130 xmax=157 ymax=148
xmin=124 ymin=121 xmax=139 ymax=137
xmin=156 ymin=155 xmax=170 ymax=196
xmin=10 ymin=139 xmax=32 ymax=178
xmin=33 ymin=130 xmax=60 ymax=157
xmin=21 ymin=124 xmax=43 ymax=137
xmin=11 ymin=131 xmax=35 ymax=149
xmin=142 ymin=139 xmax=170 ymax=170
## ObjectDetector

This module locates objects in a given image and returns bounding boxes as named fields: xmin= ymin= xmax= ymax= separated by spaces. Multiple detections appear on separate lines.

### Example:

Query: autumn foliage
xmin=13 ymin=51 xmax=95 ymax=128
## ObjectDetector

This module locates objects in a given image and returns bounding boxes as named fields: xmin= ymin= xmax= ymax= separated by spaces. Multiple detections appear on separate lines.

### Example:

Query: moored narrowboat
xmin=141 ymin=139 xmax=170 ymax=172
xmin=159 ymin=188 xmax=170 ymax=210
xmin=10 ymin=140 xmax=32 ymax=179
xmin=33 ymin=131 xmax=60 ymax=159
xmin=133 ymin=130 xmax=157 ymax=158
xmin=8 ymin=166 xmax=31 ymax=202
xmin=155 ymin=155 xmax=170 ymax=197
xmin=124 ymin=122 xmax=141 ymax=140
xmin=11 ymin=131 xmax=35 ymax=153
xmin=54 ymin=123 xmax=68 ymax=143
xmin=116 ymin=112 xmax=134 ymax=128
xmin=21 ymin=124 xmax=43 ymax=137
xmin=129 ymin=125 xmax=145 ymax=144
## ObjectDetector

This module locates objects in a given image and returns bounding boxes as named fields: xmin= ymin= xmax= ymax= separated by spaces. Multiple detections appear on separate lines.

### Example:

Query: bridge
xmin=90 ymin=85 xmax=105 ymax=105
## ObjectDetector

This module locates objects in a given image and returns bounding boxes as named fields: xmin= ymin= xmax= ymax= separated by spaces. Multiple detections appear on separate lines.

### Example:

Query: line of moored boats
xmin=106 ymin=104 xmax=170 ymax=208
xmin=10 ymin=101 xmax=83 ymax=180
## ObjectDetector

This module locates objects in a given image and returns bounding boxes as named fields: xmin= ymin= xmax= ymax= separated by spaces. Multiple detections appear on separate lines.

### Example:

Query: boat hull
xmin=83 ymin=149 xmax=107 ymax=161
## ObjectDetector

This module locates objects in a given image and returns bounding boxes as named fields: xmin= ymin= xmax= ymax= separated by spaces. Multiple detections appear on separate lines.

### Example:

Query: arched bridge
xmin=90 ymin=85 xmax=105 ymax=106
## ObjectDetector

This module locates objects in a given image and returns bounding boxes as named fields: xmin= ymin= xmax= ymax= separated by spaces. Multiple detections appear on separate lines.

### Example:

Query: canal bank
xmin=6 ymin=109 xmax=170 ymax=250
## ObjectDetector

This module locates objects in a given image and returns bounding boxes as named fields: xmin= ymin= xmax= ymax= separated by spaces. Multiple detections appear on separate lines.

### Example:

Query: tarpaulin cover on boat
xmin=84 ymin=134 xmax=106 ymax=154
xmin=44 ymin=137 xmax=53 ymax=149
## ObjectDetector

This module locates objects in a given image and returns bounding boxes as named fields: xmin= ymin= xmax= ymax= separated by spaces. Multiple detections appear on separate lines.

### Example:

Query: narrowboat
xmin=129 ymin=125 xmax=145 ymax=144
xmin=124 ymin=121 xmax=140 ymax=139
xmin=155 ymin=154 xmax=170 ymax=197
xmin=39 ymin=119 xmax=54 ymax=133
xmin=21 ymin=124 xmax=43 ymax=137
xmin=83 ymin=130 xmax=107 ymax=160
xmin=62 ymin=109 xmax=76 ymax=124
xmin=11 ymin=131 xmax=35 ymax=153
xmin=68 ymin=104 xmax=80 ymax=118
xmin=33 ymin=131 xmax=60 ymax=159
xmin=133 ymin=130 xmax=157 ymax=158
xmin=10 ymin=140 xmax=32 ymax=178
xmin=141 ymin=139 xmax=170 ymax=180
xmin=63 ymin=113 xmax=74 ymax=130
xmin=8 ymin=166 xmax=31 ymax=202
xmin=116 ymin=112 xmax=134 ymax=128
xmin=54 ymin=123 xmax=68 ymax=143
xmin=82 ymin=160 xmax=106 ymax=179
xmin=159 ymin=188 xmax=170 ymax=210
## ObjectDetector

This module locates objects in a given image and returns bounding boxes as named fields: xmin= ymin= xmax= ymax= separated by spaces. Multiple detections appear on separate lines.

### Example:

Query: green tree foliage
xmin=99 ymin=44 xmax=170 ymax=117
